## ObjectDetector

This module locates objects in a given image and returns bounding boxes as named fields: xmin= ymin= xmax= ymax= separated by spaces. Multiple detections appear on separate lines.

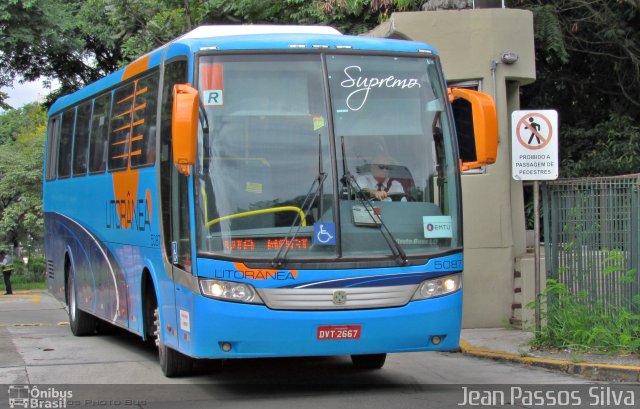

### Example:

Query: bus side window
xmin=160 ymin=59 xmax=188 ymax=266
xmin=109 ymin=82 xmax=136 ymax=171
xmin=72 ymin=100 xmax=93 ymax=176
xmin=58 ymin=107 xmax=76 ymax=179
xmin=45 ymin=115 xmax=61 ymax=180
xmin=130 ymin=71 xmax=159 ymax=168
xmin=89 ymin=93 xmax=112 ymax=173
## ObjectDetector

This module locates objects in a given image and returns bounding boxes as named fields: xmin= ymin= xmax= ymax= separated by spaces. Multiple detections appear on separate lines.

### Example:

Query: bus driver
xmin=355 ymin=152 xmax=406 ymax=202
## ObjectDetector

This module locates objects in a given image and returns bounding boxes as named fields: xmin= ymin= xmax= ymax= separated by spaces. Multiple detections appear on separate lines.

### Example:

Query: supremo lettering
xmin=106 ymin=198 xmax=151 ymax=231
xmin=340 ymin=65 xmax=421 ymax=111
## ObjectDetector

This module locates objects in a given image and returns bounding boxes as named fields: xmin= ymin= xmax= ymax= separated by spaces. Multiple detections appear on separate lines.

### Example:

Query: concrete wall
xmin=369 ymin=9 xmax=536 ymax=327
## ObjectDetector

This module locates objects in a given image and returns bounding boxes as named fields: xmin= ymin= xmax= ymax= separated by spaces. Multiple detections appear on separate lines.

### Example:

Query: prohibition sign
xmin=516 ymin=113 xmax=553 ymax=150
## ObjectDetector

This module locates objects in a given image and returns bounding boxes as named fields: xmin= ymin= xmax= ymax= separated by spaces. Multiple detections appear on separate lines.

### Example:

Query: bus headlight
xmin=412 ymin=274 xmax=462 ymax=300
xmin=199 ymin=279 xmax=264 ymax=304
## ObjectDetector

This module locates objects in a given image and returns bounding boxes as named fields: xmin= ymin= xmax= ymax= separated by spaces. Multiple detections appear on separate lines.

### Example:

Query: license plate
xmin=317 ymin=325 xmax=361 ymax=340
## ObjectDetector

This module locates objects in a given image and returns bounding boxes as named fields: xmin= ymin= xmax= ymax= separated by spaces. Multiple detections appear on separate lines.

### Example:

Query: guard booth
xmin=369 ymin=7 xmax=538 ymax=328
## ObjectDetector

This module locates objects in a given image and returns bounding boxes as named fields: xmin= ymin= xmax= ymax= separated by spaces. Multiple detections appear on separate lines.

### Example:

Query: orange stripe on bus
xmin=116 ymin=94 xmax=135 ymax=105
xmin=130 ymin=135 xmax=144 ymax=142
xmin=113 ymin=124 xmax=132 ymax=133
xmin=133 ymin=103 xmax=147 ymax=112
xmin=122 ymin=55 xmax=150 ymax=81
xmin=136 ymin=86 xmax=148 ymax=95
xmin=115 ymin=109 xmax=133 ymax=119
xmin=130 ymin=118 xmax=145 ymax=127
xmin=112 ymin=139 xmax=129 ymax=146
xmin=130 ymin=150 xmax=142 ymax=156
xmin=111 ymin=153 xmax=129 ymax=160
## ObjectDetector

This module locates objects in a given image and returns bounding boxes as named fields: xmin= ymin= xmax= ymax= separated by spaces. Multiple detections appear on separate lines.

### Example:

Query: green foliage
xmin=529 ymin=277 xmax=640 ymax=354
xmin=602 ymin=248 xmax=637 ymax=283
xmin=0 ymin=0 xmax=101 ymax=99
xmin=79 ymin=0 xmax=201 ymax=66
xmin=12 ymin=255 xmax=47 ymax=283
xmin=0 ymin=92 xmax=11 ymax=111
xmin=27 ymin=255 xmax=46 ymax=278
xmin=560 ymin=114 xmax=640 ymax=177
xmin=0 ymin=103 xmax=45 ymax=144
xmin=10 ymin=272 xmax=47 ymax=290
xmin=318 ymin=0 xmax=424 ymax=33
xmin=203 ymin=0 xmax=323 ymax=26
xmin=0 ymin=103 xmax=46 ymax=247
xmin=529 ymin=4 xmax=568 ymax=64
xmin=510 ymin=0 xmax=640 ymax=177
xmin=0 ymin=0 xmax=434 ymax=106
xmin=2 ymin=0 xmax=637 ymax=178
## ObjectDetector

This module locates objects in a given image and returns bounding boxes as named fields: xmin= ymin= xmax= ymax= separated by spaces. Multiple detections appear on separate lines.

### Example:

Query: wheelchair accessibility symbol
xmin=314 ymin=222 xmax=336 ymax=246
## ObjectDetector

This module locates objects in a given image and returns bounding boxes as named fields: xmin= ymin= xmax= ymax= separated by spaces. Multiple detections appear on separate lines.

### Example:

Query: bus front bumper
xmin=180 ymin=290 xmax=463 ymax=359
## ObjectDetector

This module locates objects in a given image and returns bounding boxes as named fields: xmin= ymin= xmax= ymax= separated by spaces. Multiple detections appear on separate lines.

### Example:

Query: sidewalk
xmin=461 ymin=328 xmax=640 ymax=382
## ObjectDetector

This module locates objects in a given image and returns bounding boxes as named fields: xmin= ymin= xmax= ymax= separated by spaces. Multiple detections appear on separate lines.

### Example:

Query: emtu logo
xmin=423 ymin=216 xmax=454 ymax=239
xmin=425 ymin=223 xmax=449 ymax=233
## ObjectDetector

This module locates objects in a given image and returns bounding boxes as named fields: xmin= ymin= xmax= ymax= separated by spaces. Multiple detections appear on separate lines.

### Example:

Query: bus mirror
xmin=172 ymin=84 xmax=199 ymax=176
xmin=448 ymin=88 xmax=498 ymax=172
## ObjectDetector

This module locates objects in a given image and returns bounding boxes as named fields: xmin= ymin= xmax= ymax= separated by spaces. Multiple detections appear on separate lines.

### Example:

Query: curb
xmin=2 ymin=290 xmax=37 ymax=295
xmin=459 ymin=339 xmax=640 ymax=382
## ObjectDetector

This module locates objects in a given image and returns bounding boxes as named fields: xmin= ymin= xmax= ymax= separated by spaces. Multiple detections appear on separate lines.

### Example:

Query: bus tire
xmin=154 ymin=308 xmax=193 ymax=377
xmin=350 ymin=353 xmax=387 ymax=369
xmin=67 ymin=271 xmax=97 ymax=336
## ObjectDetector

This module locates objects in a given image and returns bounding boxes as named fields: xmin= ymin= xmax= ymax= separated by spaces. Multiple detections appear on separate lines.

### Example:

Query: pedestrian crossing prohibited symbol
xmin=516 ymin=113 xmax=553 ymax=149
xmin=511 ymin=110 xmax=559 ymax=181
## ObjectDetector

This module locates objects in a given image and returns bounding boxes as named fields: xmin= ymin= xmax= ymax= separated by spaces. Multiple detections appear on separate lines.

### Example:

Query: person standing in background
xmin=1 ymin=251 xmax=13 ymax=295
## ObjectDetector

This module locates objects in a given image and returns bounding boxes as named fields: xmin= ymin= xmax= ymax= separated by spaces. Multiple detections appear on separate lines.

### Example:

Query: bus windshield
xmin=195 ymin=53 xmax=460 ymax=262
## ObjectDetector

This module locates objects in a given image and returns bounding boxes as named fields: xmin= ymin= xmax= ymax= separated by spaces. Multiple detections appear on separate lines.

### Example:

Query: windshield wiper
xmin=196 ymin=96 xmax=212 ymax=171
xmin=272 ymin=134 xmax=327 ymax=268
xmin=271 ymin=172 xmax=327 ymax=268
xmin=340 ymin=136 xmax=408 ymax=266
xmin=198 ymin=97 xmax=210 ymax=136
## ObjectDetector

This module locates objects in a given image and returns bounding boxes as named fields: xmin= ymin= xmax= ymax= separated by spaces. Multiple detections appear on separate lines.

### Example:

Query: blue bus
xmin=44 ymin=25 xmax=497 ymax=377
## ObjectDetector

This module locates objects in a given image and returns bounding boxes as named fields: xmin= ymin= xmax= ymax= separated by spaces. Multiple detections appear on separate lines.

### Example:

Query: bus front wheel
xmin=154 ymin=308 xmax=193 ymax=377
xmin=350 ymin=353 xmax=387 ymax=369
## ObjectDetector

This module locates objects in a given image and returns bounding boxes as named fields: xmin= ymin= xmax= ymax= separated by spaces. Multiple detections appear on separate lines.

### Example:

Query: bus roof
xmin=49 ymin=25 xmax=437 ymax=115
xmin=179 ymin=25 xmax=342 ymax=39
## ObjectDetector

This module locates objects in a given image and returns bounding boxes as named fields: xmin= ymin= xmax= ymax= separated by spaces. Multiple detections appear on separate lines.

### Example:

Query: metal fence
xmin=542 ymin=174 xmax=640 ymax=314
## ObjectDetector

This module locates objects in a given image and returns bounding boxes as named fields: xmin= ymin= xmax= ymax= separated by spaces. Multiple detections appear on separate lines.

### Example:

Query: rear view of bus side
xmin=43 ymin=25 xmax=497 ymax=377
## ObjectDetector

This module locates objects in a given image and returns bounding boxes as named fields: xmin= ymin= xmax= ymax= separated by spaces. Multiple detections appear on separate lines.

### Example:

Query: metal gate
xmin=542 ymin=174 xmax=640 ymax=313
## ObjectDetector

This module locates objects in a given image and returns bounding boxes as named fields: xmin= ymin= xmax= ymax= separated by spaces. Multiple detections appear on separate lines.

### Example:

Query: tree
xmin=0 ymin=0 xmax=417 ymax=109
xmin=0 ymin=103 xmax=44 ymax=144
xmin=77 ymin=0 xmax=200 ymax=66
xmin=0 ymin=0 xmax=104 ymax=107
xmin=0 ymin=0 xmax=198 ymax=107
xmin=560 ymin=114 xmax=640 ymax=177
xmin=507 ymin=0 xmax=640 ymax=176
xmin=3 ymin=0 xmax=637 ymax=177
xmin=0 ymin=103 xmax=47 ymax=248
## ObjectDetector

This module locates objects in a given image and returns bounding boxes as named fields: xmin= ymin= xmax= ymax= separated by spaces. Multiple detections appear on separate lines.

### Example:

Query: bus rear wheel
xmin=350 ymin=353 xmax=387 ymax=369
xmin=67 ymin=270 xmax=97 ymax=336
xmin=154 ymin=308 xmax=193 ymax=377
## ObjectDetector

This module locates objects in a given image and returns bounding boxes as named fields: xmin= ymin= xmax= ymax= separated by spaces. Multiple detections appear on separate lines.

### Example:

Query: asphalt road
xmin=2 ymin=291 xmax=628 ymax=409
